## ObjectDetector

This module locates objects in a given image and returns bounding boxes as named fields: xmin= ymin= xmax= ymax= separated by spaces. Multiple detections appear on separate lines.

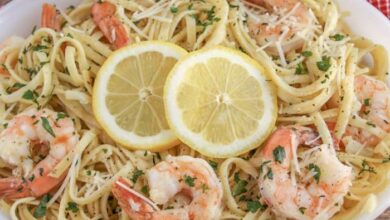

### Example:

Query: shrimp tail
xmin=0 ymin=178 xmax=30 ymax=200
xmin=41 ymin=3 xmax=61 ymax=31
xmin=91 ymin=2 xmax=130 ymax=49
xmin=112 ymin=177 xmax=155 ymax=220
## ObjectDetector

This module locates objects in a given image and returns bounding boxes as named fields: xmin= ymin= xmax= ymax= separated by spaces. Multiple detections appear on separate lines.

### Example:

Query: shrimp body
xmin=0 ymin=108 xmax=79 ymax=199
xmin=41 ymin=3 xmax=61 ymax=31
xmin=259 ymin=127 xmax=352 ymax=219
xmin=112 ymin=156 xmax=223 ymax=220
xmin=91 ymin=2 xmax=130 ymax=49
xmin=247 ymin=0 xmax=314 ymax=53
xmin=350 ymin=75 xmax=390 ymax=145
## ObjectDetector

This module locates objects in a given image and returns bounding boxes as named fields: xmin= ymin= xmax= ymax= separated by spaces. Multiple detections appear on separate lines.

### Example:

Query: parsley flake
xmin=41 ymin=117 xmax=56 ymax=137
xmin=302 ymin=51 xmax=313 ymax=57
xmin=131 ymin=169 xmax=144 ymax=184
xmin=33 ymin=194 xmax=51 ymax=218
xmin=316 ymin=56 xmax=331 ymax=72
xmin=66 ymin=202 xmax=79 ymax=213
xmin=184 ymin=175 xmax=196 ymax=187
xmin=330 ymin=34 xmax=345 ymax=41
xmin=307 ymin=163 xmax=321 ymax=183
xmin=273 ymin=146 xmax=286 ymax=164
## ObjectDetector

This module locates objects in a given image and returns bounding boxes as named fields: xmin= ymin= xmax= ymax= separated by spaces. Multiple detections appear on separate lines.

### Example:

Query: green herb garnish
xmin=41 ymin=117 xmax=55 ymax=137
xmin=273 ymin=146 xmax=286 ymax=164
xmin=307 ymin=163 xmax=321 ymax=183
xmin=316 ymin=56 xmax=331 ymax=71
xmin=33 ymin=194 xmax=51 ymax=218
xmin=66 ymin=202 xmax=79 ymax=213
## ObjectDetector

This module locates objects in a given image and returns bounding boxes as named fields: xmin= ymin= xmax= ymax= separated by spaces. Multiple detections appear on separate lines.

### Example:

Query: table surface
xmin=0 ymin=0 xmax=389 ymax=219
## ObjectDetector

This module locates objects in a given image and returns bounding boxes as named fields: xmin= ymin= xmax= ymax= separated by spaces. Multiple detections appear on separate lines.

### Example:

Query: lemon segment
xmin=164 ymin=46 xmax=277 ymax=158
xmin=93 ymin=41 xmax=187 ymax=150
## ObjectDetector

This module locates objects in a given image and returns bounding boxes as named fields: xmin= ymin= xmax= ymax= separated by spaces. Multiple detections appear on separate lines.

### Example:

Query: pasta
xmin=0 ymin=0 xmax=389 ymax=219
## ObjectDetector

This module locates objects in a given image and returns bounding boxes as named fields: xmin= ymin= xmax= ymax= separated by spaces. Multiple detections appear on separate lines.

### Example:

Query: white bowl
xmin=0 ymin=0 xmax=389 ymax=219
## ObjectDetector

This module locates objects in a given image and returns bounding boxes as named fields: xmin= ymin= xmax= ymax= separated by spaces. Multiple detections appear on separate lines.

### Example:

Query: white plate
xmin=0 ymin=0 xmax=389 ymax=219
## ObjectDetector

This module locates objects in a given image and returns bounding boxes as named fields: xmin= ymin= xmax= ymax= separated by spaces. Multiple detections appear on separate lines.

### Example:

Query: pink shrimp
xmin=247 ymin=0 xmax=314 ymax=53
xmin=112 ymin=156 xmax=223 ymax=220
xmin=91 ymin=1 xmax=130 ymax=49
xmin=41 ymin=3 xmax=62 ymax=31
xmin=259 ymin=126 xmax=352 ymax=219
xmin=0 ymin=108 xmax=79 ymax=200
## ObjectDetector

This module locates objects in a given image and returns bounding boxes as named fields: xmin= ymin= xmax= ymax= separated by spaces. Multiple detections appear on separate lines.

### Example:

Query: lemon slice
xmin=164 ymin=46 xmax=277 ymax=158
xmin=93 ymin=41 xmax=187 ymax=150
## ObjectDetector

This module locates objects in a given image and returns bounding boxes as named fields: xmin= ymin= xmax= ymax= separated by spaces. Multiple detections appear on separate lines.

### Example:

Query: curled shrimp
xmin=258 ymin=126 xmax=352 ymax=219
xmin=41 ymin=3 xmax=62 ymax=31
xmin=91 ymin=1 xmax=130 ymax=49
xmin=0 ymin=108 xmax=79 ymax=200
xmin=112 ymin=156 xmax=223 ymax=220
xmin=349 ymin=75 xmax=390 ymax=146
xmin=246 ymin=0 xmax=315 ymax=53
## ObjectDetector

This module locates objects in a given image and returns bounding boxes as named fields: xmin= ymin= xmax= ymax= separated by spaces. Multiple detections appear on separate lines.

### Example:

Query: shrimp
xmin=91 ymin=2 xmax=130 ymax=49
xmin=259 ymin=126 xmax=352 ymax=219
xmin=246 ymin=0 xmax=315 ymax=53
xmin=41 ymin=3 xmax=61 ymax=31
xmin=0 ymin=108 xmax=79 ymax=200
xmin=349 ymin=75 xmax=390 ymax=145
xmin=112 ymin=156 xmax=223 ymax=220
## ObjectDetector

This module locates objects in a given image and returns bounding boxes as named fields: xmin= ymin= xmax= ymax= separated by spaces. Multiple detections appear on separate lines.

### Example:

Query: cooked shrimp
xmin=0 ymin=108 xmax=79 ymax=200
xmin=350 ymin=75 xmax=390 ymax=145
xmin=246 ymin=0 xmax=315 ymax=54
xmin=112 ymin=156 xmax=223 ymax=220
xmin=91 ymin=2 xmax=130 ymax=49
xmin=41 ymin=3 xmax=61 ymax=31
xmin=259 ymin=126 xmax=352 ymax=219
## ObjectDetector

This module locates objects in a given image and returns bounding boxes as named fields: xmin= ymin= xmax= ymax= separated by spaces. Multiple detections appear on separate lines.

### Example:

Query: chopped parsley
xmin=247 ymin=200 xmax=266 ymax=213
xmin=6 ymin=82 xmax=26 ymax=93
xmin=22 ymin=89 xmax=39 ymax=105
xmin=131 ymin=169 xmax=144 ymax=184
xmin=302 ymin=51 xmax=313 ymax=57
xmin=366 ymin=122 xmax=376 ymax=127
xmin=56 ymin=112 xmax=67 ymax=121
xmin=86 ymin=170 xmax=92 ymax=176
xmin=364 ymin=98 xmax=370 ymax=106
xmin=184 ymin=175 xmax=196 ymax=187
xmin=29 ymin=174 xmax=35 ymax=182
xmin=31 ymin=44 xmax=49 ymax=52
xmin=295 ymin=62 xmax=308 ymax=75
xmin=102 ymin=148 xmax=108 ymax=153
xmin=307 ymin=163 xmax=321 ymax=183
xmin=141 ymin=185 xmax=149 ymax=196
xmin=41 ymin=117 xmax=56 ymax=137
xmin=31 ymin=25 xmax=37 ymax=34
xmin=299 ymin=207 xmax=307 ymax=214
xmin=330 ymin=34 xmax=345 ymax=41
xmin=232 ymin=173 xmax=248 ymax=196
xmin=265 ymin=169 xmax=273 ymax=180
xmin=316 ymin=56 xmax=331 ymax=72
xmin=192 ymin=6 xmax=221 ymax=33
xmin=33 ymin=194 xmax=51 ymax=218
xmin=66 ymin=202 xmax=79 ymax=213
xmin=208 ymin=160 xmax=218 ymax=170
xmin=170 ymin=5 xmax=178 ymax=14
xmin=273 ymin=146 xmax=286 ymax=164
xmin=359 ymin=160 xmax=376 ymax=175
